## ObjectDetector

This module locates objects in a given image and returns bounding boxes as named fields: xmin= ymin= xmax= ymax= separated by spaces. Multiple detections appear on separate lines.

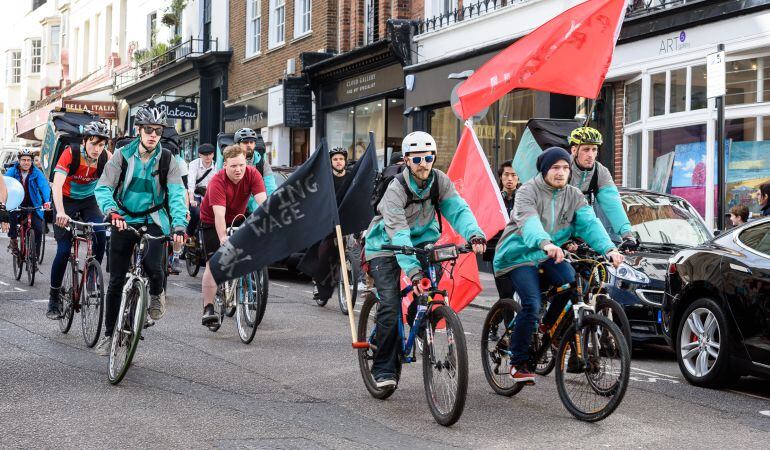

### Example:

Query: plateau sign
xmin=158 ymin=101 xmax=198 ymax=119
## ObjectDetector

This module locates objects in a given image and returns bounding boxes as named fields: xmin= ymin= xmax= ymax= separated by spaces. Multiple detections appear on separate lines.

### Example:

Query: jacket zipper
xmin=550 ymin=190 xmax=557 ymax=234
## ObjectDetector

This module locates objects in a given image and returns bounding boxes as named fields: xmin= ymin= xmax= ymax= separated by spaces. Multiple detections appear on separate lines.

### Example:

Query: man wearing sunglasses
xmin=363 ymin=131 xmax=488 ymax=390
xmin=94 ymin=104 xmax=188 ymax=356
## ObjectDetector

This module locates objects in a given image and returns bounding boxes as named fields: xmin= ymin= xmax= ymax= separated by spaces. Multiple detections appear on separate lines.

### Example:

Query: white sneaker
xmin=95 ymin=336 xmax=112 ymax=356
xmin=149 ymin=291 xmax=166 ymax=320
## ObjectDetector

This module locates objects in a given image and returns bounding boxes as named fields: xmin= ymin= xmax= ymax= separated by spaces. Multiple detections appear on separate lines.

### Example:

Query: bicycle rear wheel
xmin=25 ymin=228 xmax=36 ymax=286
xmin=58 ymin=261 xmax=75 ymax=334
xmin=338 ymin=257 xmax=358 ymax=316
xmin=422 ymin=305 xmax=468 ymax=427
xmin=236 ymin=272 xmax=261 ymax=344
xmin=480 ymin=298 xmax=524 ymax=396
xmin=185 ymin=248 xmax=200 ymax=277
xmin=357 ymin=293 xmax=396 ymax=400
xmin=81 ymin=259 xmax=104 ymax=348
xmin=554 ymin=314 xmax=630 ymax=422
xmin=109 ymin=277 xmax=148 ymax=385
xmin=12 ymin=242 xmax=23 ymax=280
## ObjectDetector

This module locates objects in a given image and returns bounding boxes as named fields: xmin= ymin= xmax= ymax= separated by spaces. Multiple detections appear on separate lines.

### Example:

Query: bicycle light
xmin=432 ymin=244 xmax=458 ymax=262
xmin=606 ymin=262 xmax=650 ymax=285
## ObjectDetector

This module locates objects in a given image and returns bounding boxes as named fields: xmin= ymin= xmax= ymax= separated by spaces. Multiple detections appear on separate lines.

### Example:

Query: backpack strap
xmin=255 ymin=151 xmax=265 ymax=175
xmin=113 ymin=148 xmax=172 ymax=217
xmin=397 ymin=171 xmax=443 ymax=234
xmin=67 ymin=146 xmax=81 ymax=177
xmin=96 ymin=150 xmax=108 ymax=177
xmin=583 ymin=168 xmax=599 ymax=205
xmin=196 ymin=167 xmax=213 ymax=185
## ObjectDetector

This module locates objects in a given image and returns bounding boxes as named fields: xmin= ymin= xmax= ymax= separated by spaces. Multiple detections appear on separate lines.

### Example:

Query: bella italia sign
xmin=157 ymin=101 xmax=198 ymax=119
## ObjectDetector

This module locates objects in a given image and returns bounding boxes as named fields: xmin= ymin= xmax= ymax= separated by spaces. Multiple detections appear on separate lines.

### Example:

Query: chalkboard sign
xmin=158 ymin=101 xmax=198 ymax=119
xmin=283 ymin=77 xmax=313 ymax=128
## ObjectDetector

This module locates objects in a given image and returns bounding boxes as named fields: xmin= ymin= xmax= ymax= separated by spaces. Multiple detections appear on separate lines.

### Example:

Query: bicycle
xmin=204 ymin=220 xmax=267 ymax=344
xmin=357 ymin=243 xmax=471 ymax=427
xmin=58 ymin=220 xmax=110 ymax=347
xmin=315 ymin=234 xmax=359 ymax=316
xmin=481 ymin=252 xmax=631 ymax=422
xmin=38 ymin=217 xmax=48 ymax=264
xmin=108 ymin=225 xmax=171 ymax=385
xmin=9 ymin=206 xmax=44 ymax=286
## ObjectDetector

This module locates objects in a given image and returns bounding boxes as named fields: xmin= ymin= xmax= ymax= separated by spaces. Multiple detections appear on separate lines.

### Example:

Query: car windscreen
xmin=596 ymin=193 xmax=712 ymax=247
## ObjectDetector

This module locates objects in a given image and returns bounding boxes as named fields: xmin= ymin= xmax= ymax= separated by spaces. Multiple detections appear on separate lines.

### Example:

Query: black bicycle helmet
xmin=134 ymin=103 xmax=168 ymax=126
xmin=329 ymin=147 xmax=348 ymax=158
xmin=234 ymin=128 xmax=258 ymax=143
xmin=82 ymin=120 xmax=110 ymax=140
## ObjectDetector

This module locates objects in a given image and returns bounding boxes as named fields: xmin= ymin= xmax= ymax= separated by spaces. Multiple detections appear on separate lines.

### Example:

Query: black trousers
xmin=103 ymin=223 xmax=165 ymax=337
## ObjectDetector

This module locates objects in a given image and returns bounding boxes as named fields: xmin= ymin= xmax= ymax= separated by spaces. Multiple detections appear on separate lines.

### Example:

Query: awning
xmin=15 ymin=100 xmax=62 ymax=141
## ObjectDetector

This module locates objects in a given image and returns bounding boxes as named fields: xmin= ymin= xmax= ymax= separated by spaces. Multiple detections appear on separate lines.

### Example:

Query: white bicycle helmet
xmin=401 ymin=131 xmax=437 ymax=155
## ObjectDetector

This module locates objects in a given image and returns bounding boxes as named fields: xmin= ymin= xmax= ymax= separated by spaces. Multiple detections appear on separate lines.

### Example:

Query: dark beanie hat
xmin=536 ymin=147 xmax=572 ymax=178
xmin=198 ymin=143 xmax=215 ymax=154
xmin=389 ymin=151 xmax=403 ymax=165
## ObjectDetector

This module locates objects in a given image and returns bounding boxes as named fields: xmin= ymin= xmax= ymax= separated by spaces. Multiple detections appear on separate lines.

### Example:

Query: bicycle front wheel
xmin=81 ymin=259 xmax=105 ymax=347
xmin=256 ymin=268 xmax=269 ymax=325
xmin=422 ymin=305 xmax=468 ymax=427
xmin=58 ymin=261 xmax=75 ymax=334
xmin=108 ymin=278 xmax=148 ymax=385
xmin=25 ymin=228 xmax=36 ymax=286
xmin=235 ymin=272 xmax=262 ymax=344
xmin=554 ymin=314 xmax=630 ymax=422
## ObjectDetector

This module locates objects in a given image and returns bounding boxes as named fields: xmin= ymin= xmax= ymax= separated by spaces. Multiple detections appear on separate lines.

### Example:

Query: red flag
xmin=437 ymin=124 xmax=509 ymax=312
xmin=454 ymin=0 xmax=627 ymax=120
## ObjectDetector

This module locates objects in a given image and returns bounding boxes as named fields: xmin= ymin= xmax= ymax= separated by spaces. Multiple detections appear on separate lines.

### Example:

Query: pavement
xmin=1 ymin=235 xmax=770 ymax=448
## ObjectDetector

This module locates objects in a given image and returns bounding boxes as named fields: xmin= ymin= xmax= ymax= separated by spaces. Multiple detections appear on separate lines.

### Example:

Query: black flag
xmin=210 ymin=140 xmax=339 ymax=283
xmin=338 ymin=133 xmax=378 ymax=235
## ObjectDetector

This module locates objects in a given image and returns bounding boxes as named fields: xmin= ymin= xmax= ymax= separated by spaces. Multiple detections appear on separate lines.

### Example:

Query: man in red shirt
xmin=200 ymin=145 xmax=267 ymax=326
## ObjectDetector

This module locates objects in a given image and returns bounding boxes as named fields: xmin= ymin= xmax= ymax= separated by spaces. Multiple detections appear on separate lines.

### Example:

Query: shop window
xmin=471 ymin=105 xmax=497 ymax=170
xmin=386 ymin=99 xmax=404 ymax=168
xmin=325 ymin=108 xmax=354 ymax=152
xmin=247 ymin=0 xmax=261 ymax=56
xmin=670 ymin=68 xmax=687 ymax=114
xmin=726 ymin=117 xmax=768 ymax=216
xmin=650 ymin=72 xmax=666 ymax=117
xmin=498 ymin=90 xmax=535 ymax=165
xmin=691 ymin=65 xmax=707 ymax=110
xmin=626 ymin=133 xmax=642 ymax=188
xmin=726 ymin=59 xmax=758 ymax=106
xmin=624 ymin=79 xmax=641 ymax=124
xmin=648 ymin=124 xmax=708 ymax=217
xmin=429 ymin=106 xmax=460 ymax=172
xmin=355 ymin=101 xmax=385 ymax=164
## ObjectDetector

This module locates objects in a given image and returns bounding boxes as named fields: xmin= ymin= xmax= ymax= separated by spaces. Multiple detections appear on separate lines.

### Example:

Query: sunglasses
xmin=409 ymin=155 xmax=435 ymax=165
xmin=141 ymin=126 xmax=164 ymax=136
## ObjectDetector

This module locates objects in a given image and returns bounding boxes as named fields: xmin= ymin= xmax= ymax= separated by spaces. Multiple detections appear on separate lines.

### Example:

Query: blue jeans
xmin=507 ymin=259 xmax=576 ymax=366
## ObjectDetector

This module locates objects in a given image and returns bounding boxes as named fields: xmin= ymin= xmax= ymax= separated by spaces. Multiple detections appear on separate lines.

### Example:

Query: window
xmin=762 ymin=57 xmax=770 ymax=102
xmin=624 ymin=79 xmax=641 ymax=124
xmin=363 ymin=0 xmax=378 ymax=45
xmin=325 ymin=108 xmax=354 ymax=153
xmin=203 ymin=0 xmax=212 ymax=51
xmin=498 ymin=90 xmax=535 ymax=164
xmin=355 ymin=101 xmax=385 ymax=163
xmin=247 ymin=0 xmax=261 ymax=55
xmin=670 ymin=68 xmax=686 ymax=113
xmin=650 ymin=72 xmax=666 ymax=116
xmin=431 ymin=0 xmax=458 ymax=16
xmin=29 ymin=39 xmax=42 ymax=73
xmin=430 ymin=106 xmax=460 ymax=172
xmin=739 ymin=222 xmax=770 ymax=255
xmin=6 ymin=51 xmax=21 ymax=84
xmin=49 ymin=25 xmax=60 ymax=63
xmin=294 ymin=0 xmax=311 ymax=37
xmin=725 ymin=117 xmax=770 ymax=216
xmin=726 ymin=58 xmax=758 ymax=106
xmin=626 ymin=133 xmax=642 ymax=188
xmin=10 ymin=109 xmax=21 ymax=135
xmin=269 ymin=0 xmax=285 ymax=48
xmin=690 ymin=65 xmax=707 ymax=110
xmin=148 ymin=12 xmax=157 ymax=47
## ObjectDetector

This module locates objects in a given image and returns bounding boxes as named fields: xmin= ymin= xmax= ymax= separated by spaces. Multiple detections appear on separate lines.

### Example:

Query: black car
xmin=595 ymin=189 xmax=713 ymax=346
xmin=664 ymin=216 xmax=770 ymax=387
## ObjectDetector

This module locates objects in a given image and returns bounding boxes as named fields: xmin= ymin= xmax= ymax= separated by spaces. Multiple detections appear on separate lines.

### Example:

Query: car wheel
xmin=675 ymin=298 xmax=737 ymax=388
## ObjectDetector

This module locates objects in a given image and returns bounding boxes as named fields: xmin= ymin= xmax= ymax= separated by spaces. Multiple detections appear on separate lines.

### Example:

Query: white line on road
xmin=0 ymin=280 xmax=8 ymax=286
xmin=631 ymin=366 xmax=678 ymax=379
xmin=727 ymin=390 xmax=770 ymax=401
xmin=272 ymin=281 xmax=290 ymax=288
xmin=14 ymin=287 xmax=26 ymax=292
xmin=760 ymin=410 xmax=770 ymax=417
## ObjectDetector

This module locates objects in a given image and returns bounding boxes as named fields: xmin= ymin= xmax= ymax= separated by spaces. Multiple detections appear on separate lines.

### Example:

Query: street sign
xmin=707 ymin=51 xmax=726 ymax=99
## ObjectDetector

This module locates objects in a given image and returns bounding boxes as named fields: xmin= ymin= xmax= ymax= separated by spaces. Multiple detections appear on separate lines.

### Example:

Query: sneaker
xmin=169 ymin=256 xmax=181 ymax=275
xmin=95 ymin=336 xmax=112 ymax=356
xmin=509 ymin=365 xmax=536 ymax=384
xmin=148 ymin=291 xmax=166 ymax=320
xmin=375 ymin=376 xmax=397 ymax=389
xmin=46 ymin=287 xmax=62 ymax=320
xmin=202 ymin=303 xmax=218 ymax=326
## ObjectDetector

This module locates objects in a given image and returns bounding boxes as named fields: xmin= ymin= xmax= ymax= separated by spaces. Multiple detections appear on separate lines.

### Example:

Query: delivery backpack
xmin=67 ymin=145 xmax=109 ymax=177
xmin=370 ymin=164 xmax=442 ymax=233
xmin=112 ymin=148 xmax=173 ymax=217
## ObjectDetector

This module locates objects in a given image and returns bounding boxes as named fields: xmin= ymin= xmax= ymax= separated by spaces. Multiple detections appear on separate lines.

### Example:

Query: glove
xmin=619 ymin=237 xmax=639 ymax=252
xmin=469 ymin=236 xmax=487 ymax=246
xmin=106 ymin=212 xmax=125 ymax=222
xmin=410 ymin=271 xmax=425 ymax=286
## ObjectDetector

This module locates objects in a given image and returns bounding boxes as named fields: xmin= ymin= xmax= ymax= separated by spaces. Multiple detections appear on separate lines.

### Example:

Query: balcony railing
xmin=625 ymin=0 xmax=702 ymax=18
xmin=114 ymin=37 xmax=218 ymax=91
xmin=415 ymin=0 xmax=517 ymax=36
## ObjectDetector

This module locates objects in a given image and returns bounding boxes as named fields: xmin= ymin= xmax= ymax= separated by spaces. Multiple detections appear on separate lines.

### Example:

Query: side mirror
xmin=713 ymin=229 xmax=723 ymax=236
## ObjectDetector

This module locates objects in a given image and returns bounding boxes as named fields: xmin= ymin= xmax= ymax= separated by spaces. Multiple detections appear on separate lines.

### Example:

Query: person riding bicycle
xmin=493 ymin=147 xmax=624 ymax=384
xmin=200 ymin=145 xmax=267 ymax=326
xmin=364 ymin=131 xmax=487 ymax=390
xmin=186 ymin=143 xmax=216 ymax=239
xmin=6 ymin=149 xmax=51 ymax=257
xmin=47 ymin=120 xmax=112 ymax=320
xmin=233 ymin=128 xmax=277 ymax=195
xmin=94 ymin=104 xmax=187 ymax=355
xmin=568 ymin=127 xmax=637 ymax=251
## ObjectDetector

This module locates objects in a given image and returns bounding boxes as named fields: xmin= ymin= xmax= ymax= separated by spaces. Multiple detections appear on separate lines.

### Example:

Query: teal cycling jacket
xmin=365 ymin=169 xmax=484 ymax=279
xmin=570 ymin=160 xmax=633 ymax=239
xmin=95 ymin=139 xmax=188 ymax=234
xmin=493 ymin=174 xmax=616 ymax=277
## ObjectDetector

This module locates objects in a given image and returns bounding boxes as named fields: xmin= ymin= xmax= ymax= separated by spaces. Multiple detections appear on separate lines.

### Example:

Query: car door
xmin=724 ymin=220 xmax=770 ymax=365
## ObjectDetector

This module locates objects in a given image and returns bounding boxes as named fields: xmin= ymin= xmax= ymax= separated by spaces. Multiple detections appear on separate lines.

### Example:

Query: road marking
xmin=272 ymin=281 xmax=290 ymax=288
xmin=727 ymin=390 xmax=770 ymax=401
xmin=631 ymin=366 xmax=678 ymax=379
xmin=302 ymin=290 xmax=314 ymax=295
xmin=0 ymin=280 xmax=8 ymax=286
xmin=628 ymin=375 xmax=679 ymax=384
xmin=31 ymin=299 xmax=48 ymax=303
xmin=14 ymin=287 xmax=25 ymax=292
xmin=760 ymin=410 xmax=770 ymax=417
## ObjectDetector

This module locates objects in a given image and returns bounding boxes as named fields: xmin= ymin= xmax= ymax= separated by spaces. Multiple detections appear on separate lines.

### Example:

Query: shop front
xmin=304 ymin=41 xmax=407 ymax=169
xmin=609 ymin=6 xmax=770 ymax=228
xmin=223 ymin=91 xmax=269 ymax=154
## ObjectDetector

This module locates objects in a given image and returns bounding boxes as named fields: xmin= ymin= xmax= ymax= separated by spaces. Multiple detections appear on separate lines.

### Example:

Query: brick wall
xmin=613 ymin=81 xmax=624 ymax=183
xmin=228 ymin=0 xmax=338 ymax=102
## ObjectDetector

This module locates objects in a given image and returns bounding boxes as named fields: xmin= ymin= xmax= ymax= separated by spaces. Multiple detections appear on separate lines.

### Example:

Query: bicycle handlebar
xmin=8 ymin=206 xmax=46 ymax=213
xmin=121 ymin=225 xmax=173 ymax=241
xmin=68 ymin=220 xmax=111 ymax=228
xmin=381 ymin=243 xmax=472 ymax=255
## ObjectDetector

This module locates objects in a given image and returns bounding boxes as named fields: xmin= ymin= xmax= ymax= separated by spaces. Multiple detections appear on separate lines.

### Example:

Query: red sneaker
xmin=510 ymin=365 xmax=536 ymax=384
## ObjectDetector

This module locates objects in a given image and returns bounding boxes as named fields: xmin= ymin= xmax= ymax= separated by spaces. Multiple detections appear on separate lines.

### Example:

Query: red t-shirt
xmin=54 ymin=146 xmax=103 ymax=199
xmin=200 ymin=166 xmax=265 ymax=225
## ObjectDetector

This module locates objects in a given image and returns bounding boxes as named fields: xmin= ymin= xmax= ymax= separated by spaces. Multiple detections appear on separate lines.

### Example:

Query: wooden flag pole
xmin=335 ymin=224 xmax=363 ymax=347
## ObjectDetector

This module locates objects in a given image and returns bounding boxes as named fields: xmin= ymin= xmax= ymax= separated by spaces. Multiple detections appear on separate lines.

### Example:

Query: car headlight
xmin=606 ymin=263 xmax=650 ymax=284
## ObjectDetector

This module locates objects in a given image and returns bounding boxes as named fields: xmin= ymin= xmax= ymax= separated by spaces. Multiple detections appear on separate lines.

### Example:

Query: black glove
xmin=0 ymin=203 xmax=7 ymax=223
xmin=619 ymin=237 xmax=639 ymax=252
xmin=410 ymin=271 xmax=425 ymax=286
xmin=469 ymin=236 xmax=487 ymax=246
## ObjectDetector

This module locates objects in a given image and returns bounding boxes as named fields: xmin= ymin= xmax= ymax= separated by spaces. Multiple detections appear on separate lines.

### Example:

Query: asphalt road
xmin=1 ymin=236 xmax=769 ymax=448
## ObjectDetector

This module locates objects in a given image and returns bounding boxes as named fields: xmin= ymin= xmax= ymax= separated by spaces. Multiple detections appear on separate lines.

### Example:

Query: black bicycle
xmin=481 ymin=253 xmax=631 ymax=422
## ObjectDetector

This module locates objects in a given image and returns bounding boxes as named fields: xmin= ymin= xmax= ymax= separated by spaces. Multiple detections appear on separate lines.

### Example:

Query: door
xmin=725 ymin=220 xmax=770 ymax=365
